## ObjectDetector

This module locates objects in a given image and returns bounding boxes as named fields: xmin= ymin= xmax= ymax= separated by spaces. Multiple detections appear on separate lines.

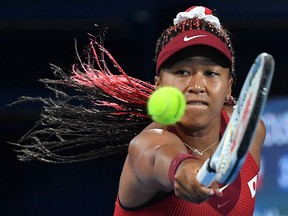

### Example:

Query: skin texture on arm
xmin=249 ymin=119 xmax=266 ymax=168
xmin=118 ymin=125 xmax=216 ymax=208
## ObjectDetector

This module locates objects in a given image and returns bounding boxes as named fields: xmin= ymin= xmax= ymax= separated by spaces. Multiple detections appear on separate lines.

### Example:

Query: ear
xmin=154 ymin=76 xmax=161 ymax=90
xmin=226 ymin=76 xmax=234 ymax=97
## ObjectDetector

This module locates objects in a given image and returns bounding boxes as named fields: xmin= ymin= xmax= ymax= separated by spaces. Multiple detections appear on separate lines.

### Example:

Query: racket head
xmin=212 ymin=53 xmax=274 ymax=184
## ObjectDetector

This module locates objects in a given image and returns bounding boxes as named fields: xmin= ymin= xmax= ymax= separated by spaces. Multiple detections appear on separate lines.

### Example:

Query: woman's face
xmin=155 ymin=46 xmax=233 ymax=129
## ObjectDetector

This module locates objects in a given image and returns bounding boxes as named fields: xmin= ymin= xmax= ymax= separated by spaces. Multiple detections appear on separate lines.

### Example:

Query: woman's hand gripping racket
xmin=197 ymin=53 xmax=275 ymax=186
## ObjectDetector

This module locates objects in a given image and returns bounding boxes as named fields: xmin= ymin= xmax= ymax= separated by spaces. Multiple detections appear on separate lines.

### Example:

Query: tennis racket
xmin=197 ymin=52 xmax=275 ymax=187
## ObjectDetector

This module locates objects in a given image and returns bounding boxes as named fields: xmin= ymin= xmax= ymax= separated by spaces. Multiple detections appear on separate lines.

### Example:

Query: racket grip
xmin=196 ymin=158 xmax=216 ymax=187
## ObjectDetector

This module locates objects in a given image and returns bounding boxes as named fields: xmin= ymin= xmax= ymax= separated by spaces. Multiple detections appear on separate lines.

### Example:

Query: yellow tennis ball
xmin=147 ymin=86 xmax=186 ymax=125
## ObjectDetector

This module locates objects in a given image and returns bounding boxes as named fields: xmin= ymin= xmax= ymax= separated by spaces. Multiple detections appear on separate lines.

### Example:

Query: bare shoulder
xmin=128 ymin=123 xmax=183 ymax=160
xmin=223 ymin=105 xmax=266 ymax=167
xmin=118 ymin=123 xmax=184 ymax=208
xmin=249 ymin=118 xmax=266 ymax=167
xmin=130 ymin=123 xmax=181 ymax=147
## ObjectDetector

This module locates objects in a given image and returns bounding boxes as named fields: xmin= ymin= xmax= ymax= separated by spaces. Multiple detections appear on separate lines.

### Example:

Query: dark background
xmin=1 ymin=1 xmax=287 ymax=215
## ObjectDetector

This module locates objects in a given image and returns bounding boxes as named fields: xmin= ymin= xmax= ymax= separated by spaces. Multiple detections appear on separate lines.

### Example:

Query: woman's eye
xmin=205 ymin=71 xmax=218 ymax=77
xmin=176 ymin=70 xmax=190 ymax=76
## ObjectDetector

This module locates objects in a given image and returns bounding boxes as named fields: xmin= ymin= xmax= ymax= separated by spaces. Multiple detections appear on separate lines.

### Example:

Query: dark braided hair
xmin=8 ymin=35 xmax=154 ymax=163
xmin=154 ymin=17 xmax=236 ymax=81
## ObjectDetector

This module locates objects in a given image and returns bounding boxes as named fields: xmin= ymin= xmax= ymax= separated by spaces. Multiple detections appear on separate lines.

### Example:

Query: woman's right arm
xmin=120 ymin=129 xmax=217 ymax=205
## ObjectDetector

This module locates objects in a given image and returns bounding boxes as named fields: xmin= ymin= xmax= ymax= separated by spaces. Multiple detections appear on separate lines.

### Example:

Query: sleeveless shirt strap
xmin=220 ymin=109 xmax=230 ymax=136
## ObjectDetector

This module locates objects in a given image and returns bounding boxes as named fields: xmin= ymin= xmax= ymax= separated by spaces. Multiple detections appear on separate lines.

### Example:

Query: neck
xmin=171 ymin=122 xmax=221 ymax=150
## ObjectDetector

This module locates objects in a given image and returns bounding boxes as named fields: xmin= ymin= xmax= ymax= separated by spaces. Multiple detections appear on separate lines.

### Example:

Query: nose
xmin=187 ymin=74 xmax=205 ymax=94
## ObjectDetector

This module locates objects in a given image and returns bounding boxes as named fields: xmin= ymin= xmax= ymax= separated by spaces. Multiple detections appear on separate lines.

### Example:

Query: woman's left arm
xmin=248 ymin=119 xmax=266 ymax=168
xmin=223 ymin=105 xmax=266 ymax=168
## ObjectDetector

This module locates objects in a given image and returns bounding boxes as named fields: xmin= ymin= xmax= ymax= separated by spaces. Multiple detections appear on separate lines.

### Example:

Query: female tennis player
xmin=113 ymin=6 xmax=265 ymax=215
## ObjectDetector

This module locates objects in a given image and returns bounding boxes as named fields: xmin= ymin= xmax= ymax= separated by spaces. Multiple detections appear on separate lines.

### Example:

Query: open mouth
xmin=187 ymin=100 xmax=208 ymax=106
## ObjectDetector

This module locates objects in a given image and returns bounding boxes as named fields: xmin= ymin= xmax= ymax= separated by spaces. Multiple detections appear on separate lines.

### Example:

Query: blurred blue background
xmin=1 ymin=0 xmax=287 ymax=215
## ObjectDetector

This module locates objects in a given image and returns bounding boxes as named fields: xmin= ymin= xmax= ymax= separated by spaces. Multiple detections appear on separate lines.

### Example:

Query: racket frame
xmin=197 ymin=53 xmax=275 ymax=186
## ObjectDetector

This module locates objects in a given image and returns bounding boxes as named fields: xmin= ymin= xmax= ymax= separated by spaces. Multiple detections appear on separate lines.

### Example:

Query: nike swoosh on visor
xmin=183 ymin=34 xmax=207 ymax=41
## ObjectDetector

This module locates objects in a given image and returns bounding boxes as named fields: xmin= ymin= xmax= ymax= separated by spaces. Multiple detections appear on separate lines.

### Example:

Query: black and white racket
xmin=197 ymin=53 xmax=275 ymax=186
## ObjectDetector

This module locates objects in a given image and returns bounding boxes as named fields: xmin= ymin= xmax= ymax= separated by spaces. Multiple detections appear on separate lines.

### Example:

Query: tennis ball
xmin=147 ymin=86 xmax=186 ymax=125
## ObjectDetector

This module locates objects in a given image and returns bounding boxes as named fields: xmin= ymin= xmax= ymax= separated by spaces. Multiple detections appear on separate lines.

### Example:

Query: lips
xmin=187 ymin=99 xmax=208 ymax=106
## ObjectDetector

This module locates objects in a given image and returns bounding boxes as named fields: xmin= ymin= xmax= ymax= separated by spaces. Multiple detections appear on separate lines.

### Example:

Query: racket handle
xmin=196 ymin=158 xmax=216 ymax=187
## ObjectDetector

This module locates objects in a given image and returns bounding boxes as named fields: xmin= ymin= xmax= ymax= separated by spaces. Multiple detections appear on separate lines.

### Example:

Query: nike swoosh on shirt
xmin=219 ymin=184 xmax=229 ymax=192
xmin=217 ymin=200 xmax=231 ymax=208
xmin=183 ymin=34 xmax=207 ymax=42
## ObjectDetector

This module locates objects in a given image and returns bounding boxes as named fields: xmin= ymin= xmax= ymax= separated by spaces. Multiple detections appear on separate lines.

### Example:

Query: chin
xmin=178 ymin=114 xmax=206 ymax=130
